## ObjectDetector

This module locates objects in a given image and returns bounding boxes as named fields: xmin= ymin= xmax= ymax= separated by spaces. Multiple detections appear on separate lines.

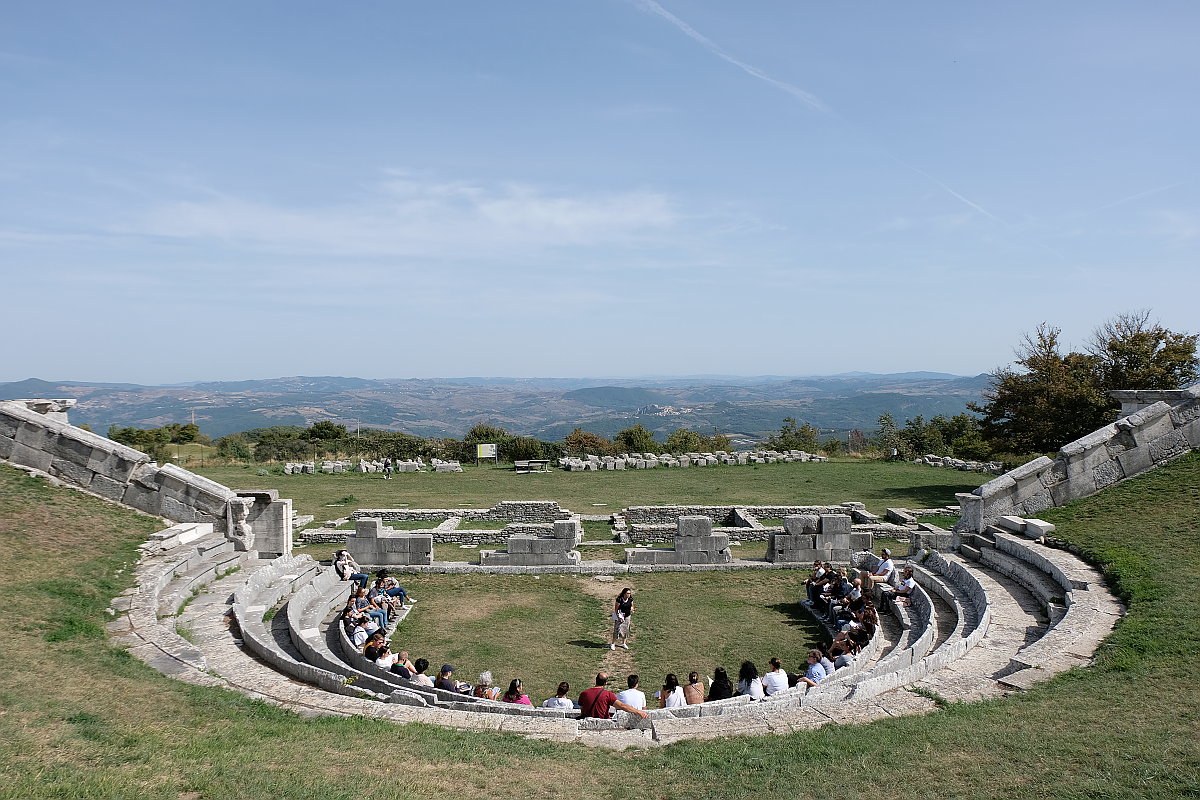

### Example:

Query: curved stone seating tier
xmin=986 ymin=531 xmax=1123 ymax=687
xmin=111 ymin=531 xmax=248 ymax=675
xmin=283 ymin=567 xmax=429 ymax=704
xmin=113 ymin=521 xmax=1120 ymax=744
xmin=228 ymin=556 xmax=393 ymax=700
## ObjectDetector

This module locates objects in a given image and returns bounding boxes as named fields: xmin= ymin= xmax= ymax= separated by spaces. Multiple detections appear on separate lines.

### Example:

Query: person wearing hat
xmin=870 ymin=548 xmax=895 ymax=584
xmin=435 ymin=664 xmax=470 ymax=694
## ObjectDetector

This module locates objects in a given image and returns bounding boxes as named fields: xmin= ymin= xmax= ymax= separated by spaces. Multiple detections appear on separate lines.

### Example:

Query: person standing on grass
xmin=610 ymin=587 xmax=634 ymax=650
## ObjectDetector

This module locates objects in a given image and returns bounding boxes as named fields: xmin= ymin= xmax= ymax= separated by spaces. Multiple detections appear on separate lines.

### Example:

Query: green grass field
xmin=194 ymin=459 xmax=984 ymax=519
xmin=0 ymin=455 xmax=1197 ymax=799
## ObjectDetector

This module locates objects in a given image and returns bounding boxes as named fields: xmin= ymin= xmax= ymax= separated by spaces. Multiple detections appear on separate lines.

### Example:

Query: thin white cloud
xmin=629 ymin=0 xmax=828 ymax=113
xmin=116 ymin=172 xmax=681 ymax=259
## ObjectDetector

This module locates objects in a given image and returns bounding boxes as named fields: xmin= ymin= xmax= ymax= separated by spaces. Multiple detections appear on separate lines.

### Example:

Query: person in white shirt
xmin=616 ymin=674 xmax=647 ymax=710
xmin=892 ymin=565 xmax=918 ymax=605
xmin=656 ymin=673 xmax=686 ymax=708
xmin=542 ymin=681 xmax=575 ymax=709
xmin=762 ymin=657 xmax=789 ymax=695
xmin=736 ymin=661 xmax=765 ymax=700
xmin=871 ymin=548 xmax=895 ymax=584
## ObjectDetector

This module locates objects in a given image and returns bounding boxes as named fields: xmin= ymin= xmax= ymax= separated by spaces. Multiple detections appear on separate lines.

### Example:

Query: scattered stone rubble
xmin=283 ymin=457 xmax=448 ymax=474
xmin=914 ymin=454 xmax=1004 ymax=474
xmin=559 ymin=450 xmax=827 ymax=471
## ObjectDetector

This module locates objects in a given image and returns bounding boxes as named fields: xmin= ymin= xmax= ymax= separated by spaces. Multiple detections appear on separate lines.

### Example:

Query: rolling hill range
xmin=0 ymin=373 xmax=991 ymax=442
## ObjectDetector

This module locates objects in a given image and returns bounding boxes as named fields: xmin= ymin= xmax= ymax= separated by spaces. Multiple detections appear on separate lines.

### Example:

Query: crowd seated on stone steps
xmin=801 ymin=560 xmax=882 ymax=670
xmin=334 ymin=551 xmax=414 ymax=606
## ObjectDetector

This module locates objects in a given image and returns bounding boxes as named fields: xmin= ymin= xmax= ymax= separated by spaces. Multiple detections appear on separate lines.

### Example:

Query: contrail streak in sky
xmin=631 ymin=0 xmax=828 ymax=113
xmin=1087 ymin=182 xmax=1182 ymax=214
xmin=630 ymin=0 xmax=1011 ymax=226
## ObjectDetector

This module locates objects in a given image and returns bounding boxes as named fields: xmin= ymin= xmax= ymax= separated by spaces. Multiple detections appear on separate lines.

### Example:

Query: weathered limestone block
xmin=677 ymin=516 xmax=713 ymax=538
xmin=349 ymin=517 xmax=434 ymax=566
xmin=783 ymin=515 xmax=820 ymax=535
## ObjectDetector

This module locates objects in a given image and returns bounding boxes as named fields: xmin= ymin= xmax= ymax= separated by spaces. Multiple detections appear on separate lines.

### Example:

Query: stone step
xmin=958 ymin=544 xmax=982 ymax=562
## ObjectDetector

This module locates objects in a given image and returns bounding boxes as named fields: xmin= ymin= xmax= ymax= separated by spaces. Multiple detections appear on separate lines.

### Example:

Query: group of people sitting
xmin=333 ymin=547 xmax=918 ymax=717
xmin=802 ymin=549 xmax=918 ymax=668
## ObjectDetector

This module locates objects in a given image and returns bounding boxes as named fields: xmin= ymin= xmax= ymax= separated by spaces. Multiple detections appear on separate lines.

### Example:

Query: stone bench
xmin=285 ymin=567 xmax=429 ymax=705
xmin=846 ymin=553 xmax=994 ymax=698
xmin=230 ymin=556 xmax=388 ymax=700
xmin=985 ymin=531 xmax=1123 ymax=685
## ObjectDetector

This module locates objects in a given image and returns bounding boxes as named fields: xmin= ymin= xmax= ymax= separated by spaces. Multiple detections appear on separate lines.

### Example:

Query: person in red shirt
xmin=578 ymin=672 xmax=649 ymax=720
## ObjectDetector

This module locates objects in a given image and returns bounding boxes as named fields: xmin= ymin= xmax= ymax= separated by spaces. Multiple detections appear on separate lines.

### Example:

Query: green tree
xmin=613 ymin=424 xmax=658 ymax=454
xmin=562 ymin=428 xmax=612 ymax=455
xmin=503 ymin=436 xmax=544 ymax=461
xmin=304 ymin=421 xmax=349 ymax=440
xmin=1087 ymin=309 xmax=1199 ymax=390
xmin=215 ymin=434 xmax=252 ymax=460
xmin=875 ymin=413 xmax=903 ymax=459
xmin=969 ymin=323 xmax=1111 ymax=454
xmin=665 ymin=428 xmax=705 ymax=454
xmin=765 ymin=417 xmax=819 ymax=452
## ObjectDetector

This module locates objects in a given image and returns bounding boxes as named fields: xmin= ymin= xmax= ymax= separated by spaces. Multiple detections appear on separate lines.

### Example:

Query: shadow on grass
xmin=766 ymin=601 xmax=812 ymax=629
xmin=871 ymin=483 xmax=976 ymax=508
xmin=567 ymin=639 xmax=611 ymax=649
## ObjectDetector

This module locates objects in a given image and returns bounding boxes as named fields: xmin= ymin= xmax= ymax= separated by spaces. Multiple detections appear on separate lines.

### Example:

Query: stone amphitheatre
xmin=1 ymin=385 xmax=1197 ymax=748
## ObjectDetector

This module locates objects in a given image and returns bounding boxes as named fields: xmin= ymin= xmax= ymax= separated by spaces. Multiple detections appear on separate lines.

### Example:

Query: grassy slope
xmin=195 ymin=459 xmax=983 ymax=519
xmin=393 ymin=571 xmax=823 ymax=705
xmin=0 ymin=455 xmax=1195 ymax=798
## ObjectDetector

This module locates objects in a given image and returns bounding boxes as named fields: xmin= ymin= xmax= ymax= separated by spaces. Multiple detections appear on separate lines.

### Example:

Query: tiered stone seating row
xmin=113 ymin=521 xmax=1119 ymax=744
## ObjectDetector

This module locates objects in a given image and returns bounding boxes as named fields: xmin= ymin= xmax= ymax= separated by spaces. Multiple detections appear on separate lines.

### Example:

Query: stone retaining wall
xmin=350 ymin=501 xmax=571 ymax=524
xmin=0 ymin=400 xmax=293 ymax=553
xmin=955 ymin=384 xmax=1200 ymax=533
xmin=624 ymin=504 xmax=862 ymax=525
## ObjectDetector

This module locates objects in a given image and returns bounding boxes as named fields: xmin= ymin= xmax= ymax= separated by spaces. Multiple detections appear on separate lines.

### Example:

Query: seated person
xmin=350 ymin=588 xmax=389 ymax=631
xmin=390 ymin=650 xmax=417 ymax=679
xmin=375 ymin=569 xmax=414 ymax=605
xmin=706 ymin=667 xmax=735 ymax=702
xmin=434 ymin=664 xmax=469 ymax=694
xmin=349 ymin=618 xmax=370 ymax=649
xmin=616 ymin=674 xmax=646 ymax=711
xmin=736 ymin=661 xmax=765 ymax=700
xmin=374 ymin=644 xmax=399 ymax=670
xmin=502 ymin=678 xmax=531 ymax=705
xmin=579 ymin=672 xmax=649 ymax=720
xmin=804 ymin=560 xmax=827 ymax=604
xmin=362 ymin=631 xmax=387 ymax=661
xmin=334 ymin=550 xmax=369 ymax=589
xmin=870 ymin=548 xmax=895 ymax=584
xmin=891 ymin=566 xmax=918 ymax=605
xmin=410 ymin=658 xmax=434 ymax=687
xmin=799 ymin=649 xmax=828 ymax=688
xmin=472 ymin=670 xmax=503 ymax=700
xmin=683 ymin=671 xmax=705 ymax=705
xmin=817 ymin=569 xmax=850 ymax=611
xmin=762 ymin=657 xmax=789 ymax=696
xmin=655 ymin=673 xmax=685 ymax=708
xmin=542 ymin=681 xmax=575 ymax=709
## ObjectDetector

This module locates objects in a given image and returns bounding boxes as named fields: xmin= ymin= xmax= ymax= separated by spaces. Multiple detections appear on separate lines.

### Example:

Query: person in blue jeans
xmin=374 ymin=569 xmax=415 ymax=605
xmin=334 ymin=550 xmax=369 ymax=589
xmin=350 ymin=587 xmax=389 ymax=629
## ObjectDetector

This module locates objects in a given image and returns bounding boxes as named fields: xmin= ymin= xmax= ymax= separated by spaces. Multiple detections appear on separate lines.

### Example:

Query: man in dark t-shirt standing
xmin=579 ymin=672 xmax=649 ymax=720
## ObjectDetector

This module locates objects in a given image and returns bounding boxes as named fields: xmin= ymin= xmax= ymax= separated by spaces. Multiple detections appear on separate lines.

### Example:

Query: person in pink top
xmin=502 ymin=678 xmax=532 ymax=705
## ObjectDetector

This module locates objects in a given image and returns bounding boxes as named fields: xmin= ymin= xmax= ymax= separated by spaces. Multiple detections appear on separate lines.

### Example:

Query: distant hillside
xmin=0 ymin=372 xmax=988 ymax=441
xmin=561 ymin=386 xmax=670 ymax=409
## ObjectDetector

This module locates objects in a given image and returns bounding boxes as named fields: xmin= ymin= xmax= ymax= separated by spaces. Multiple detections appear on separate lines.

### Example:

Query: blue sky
xmin=2 ymin=1 xmax=1197 ymax=384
